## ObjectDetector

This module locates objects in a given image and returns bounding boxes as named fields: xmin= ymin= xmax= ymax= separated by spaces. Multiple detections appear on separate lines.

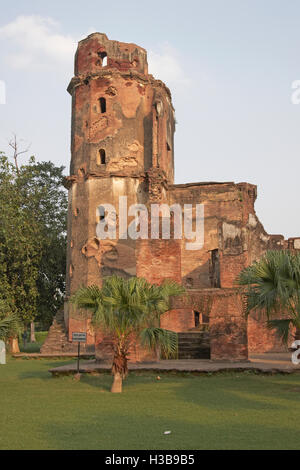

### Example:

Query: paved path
xmin=48 ymin=353 xmax=300 ymax=376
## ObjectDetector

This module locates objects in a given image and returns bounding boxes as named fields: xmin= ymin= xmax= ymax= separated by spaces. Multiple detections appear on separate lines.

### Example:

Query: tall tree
xmin=71 ymin=276 xmax=185 ymax=393
xmin=17 ymin=159 xmax=67 ymax=328
xmin=0 ymin=152 xmax=67 ymax=337
xmin=238 ymin=250 xmax=300 ymax=345
xmin=0 ymin=154 xmax=42 ymax=332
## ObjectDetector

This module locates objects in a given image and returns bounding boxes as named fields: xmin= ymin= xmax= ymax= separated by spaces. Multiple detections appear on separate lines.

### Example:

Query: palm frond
xmin=0 ymin=312 xmax=21 ymax=341
xmin=237 ymin=250 xmax=300 ymax=319
xmin=70 ymin=276 xmax=185 ymax=344
xmin=267 ymin=318 xmax=293 ymax=345
xmin=70 ymin=285 xmax=102 ymax=311
xmin=140 ymin=327 xmax=178 ymax=359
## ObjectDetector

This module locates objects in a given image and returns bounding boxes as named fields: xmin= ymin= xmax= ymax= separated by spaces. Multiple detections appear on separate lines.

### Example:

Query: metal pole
xmin=77 ymin=342 xmax=80 ymax=374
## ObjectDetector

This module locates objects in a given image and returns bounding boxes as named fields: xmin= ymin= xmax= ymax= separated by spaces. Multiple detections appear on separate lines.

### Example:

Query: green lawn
xmin=1 ymin=357 xmax=300 ymax=450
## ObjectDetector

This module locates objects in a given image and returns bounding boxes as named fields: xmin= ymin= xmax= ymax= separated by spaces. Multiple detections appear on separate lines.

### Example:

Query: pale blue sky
xmin=0 ymin=0 xmax=300 ymax=237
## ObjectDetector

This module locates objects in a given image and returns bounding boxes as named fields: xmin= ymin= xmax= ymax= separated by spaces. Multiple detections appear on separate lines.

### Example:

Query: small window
xmin=99 ymin=97 xmax=106 ymax=113
xmin=99 ymin=149 xmax=106 ymax=165
xmin=166 ymin=142 xmax=171 ymax=151
xmin=194 ymin=311 xmax=200 ymax=327
xmin=97 ymin=51 xmax=107 ymax=66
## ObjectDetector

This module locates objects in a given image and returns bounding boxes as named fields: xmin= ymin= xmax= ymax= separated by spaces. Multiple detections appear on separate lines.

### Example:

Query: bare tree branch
xmin=8 ymin=133 xmax=31 ymax=175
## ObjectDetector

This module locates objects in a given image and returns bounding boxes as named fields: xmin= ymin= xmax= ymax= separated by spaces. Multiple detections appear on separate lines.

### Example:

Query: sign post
xmin=72 ymin=332 xmax=87 ymax=377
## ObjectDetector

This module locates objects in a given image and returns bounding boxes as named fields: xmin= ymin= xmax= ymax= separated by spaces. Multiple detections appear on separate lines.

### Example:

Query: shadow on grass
xmin=17 ymin=360 xmax=78 ymax=380
xmin=78 ymin=370 xmax=300 ymax=414
xmin=52 ymin=367 xmax=300 ymax=410
xmin=171 ymin=372 xmax=300 ymax=413
xmin=79 ymin=373 xmax=112 ymax=392
xmin=78 ymin=369 xmax=185 ymax=392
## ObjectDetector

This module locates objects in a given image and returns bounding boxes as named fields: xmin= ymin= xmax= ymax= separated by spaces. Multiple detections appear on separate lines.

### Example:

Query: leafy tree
xmin=0 ymin=154 xmax=42 ymax=331
xmin=238 ymin=250 xmax=300 ymax=345
xmin=0 ymin=152 xmax=67 ymax=337
xmin=71 ymin=276 xmax=185 ymax=393
xmin=17 ymin=159 xmax=67 ymax=328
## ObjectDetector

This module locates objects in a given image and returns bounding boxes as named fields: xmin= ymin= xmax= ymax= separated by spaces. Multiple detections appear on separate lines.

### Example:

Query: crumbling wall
xmin=62 ymin=31 xmax=300 ymax=361
xmin=169 ymin=182 xmax=254 ymax=289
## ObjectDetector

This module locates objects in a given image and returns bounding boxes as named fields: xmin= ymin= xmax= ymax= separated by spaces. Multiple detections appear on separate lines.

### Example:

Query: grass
xmin=1 ymin=356 xmax=300 ymax=450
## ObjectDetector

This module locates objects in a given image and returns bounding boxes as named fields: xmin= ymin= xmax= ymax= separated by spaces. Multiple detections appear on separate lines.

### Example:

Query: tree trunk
xmin=9 ymin=337 xmax=20 ymax=353
xmin=23 ymin=328 xmax=27 ymax=348
xmin=30 ymin=322 xmax=36 ymax=343
xmin=111 ymin=372 xmax=123 ymax=393
xmin=155 ymin=344 xmax=161 ymax=362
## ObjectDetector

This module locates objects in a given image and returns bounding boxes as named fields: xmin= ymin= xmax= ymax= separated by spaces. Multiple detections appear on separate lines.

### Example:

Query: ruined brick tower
xmin=41 ymin=33 xmax=300 ymax=359
xmin=64 ymin=33 xmax=177 ymax=349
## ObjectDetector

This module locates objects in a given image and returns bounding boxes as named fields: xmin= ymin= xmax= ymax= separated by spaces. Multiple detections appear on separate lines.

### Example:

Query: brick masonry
xmin=44 ymin=32 xmax=300 ymax=359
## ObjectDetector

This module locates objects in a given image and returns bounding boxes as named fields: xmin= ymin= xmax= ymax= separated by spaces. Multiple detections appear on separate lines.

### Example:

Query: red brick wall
xmin=136 ymin=238 xmax=181 ymax=284
xmin=161 ymin=309 xmax=194 ymax=332
xmin=209 ymin=292 xmax=248 ymax=361
xmin=68 ymin=314 xmax=94 ymax=345
xmin=220 ymin=252 xmax=248 ymax=288
xmin=247 ymin=313 xmax=290 ymax=353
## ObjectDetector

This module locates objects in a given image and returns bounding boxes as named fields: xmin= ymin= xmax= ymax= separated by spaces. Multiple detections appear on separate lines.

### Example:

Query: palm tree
xmin=71 ymin=275 xmax=185 ymax=392
xmin=0 ymin=300 xmax=20 ymax=346
xmin=237 ymin=250 xmax=300 ymax=345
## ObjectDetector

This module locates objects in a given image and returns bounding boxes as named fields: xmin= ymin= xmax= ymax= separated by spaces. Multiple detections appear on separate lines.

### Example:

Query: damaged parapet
xmin=74 ymin=32 xmax=148 ymax=76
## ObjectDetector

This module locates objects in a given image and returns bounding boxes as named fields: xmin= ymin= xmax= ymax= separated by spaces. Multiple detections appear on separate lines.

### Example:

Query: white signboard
xmin=72 ymin=332 xmax=87 ymax=343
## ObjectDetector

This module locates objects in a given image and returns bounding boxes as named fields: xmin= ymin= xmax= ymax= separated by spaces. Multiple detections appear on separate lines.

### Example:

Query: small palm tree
xmin=0 ymin=300 xmax=20 ymax=343
xmin=237 ymin=250 xmax=300 ymax=345
xmin=71 ymin=275 xmax=185 ymax=392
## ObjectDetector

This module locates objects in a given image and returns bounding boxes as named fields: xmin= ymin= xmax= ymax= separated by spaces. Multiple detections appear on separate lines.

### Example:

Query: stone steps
xmin=178 ymin=332 xmax=210 ymax=359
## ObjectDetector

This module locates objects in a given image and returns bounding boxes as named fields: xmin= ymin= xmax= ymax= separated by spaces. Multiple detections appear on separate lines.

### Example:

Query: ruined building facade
xmin=42 ymin=33 xmax=300 ymax=360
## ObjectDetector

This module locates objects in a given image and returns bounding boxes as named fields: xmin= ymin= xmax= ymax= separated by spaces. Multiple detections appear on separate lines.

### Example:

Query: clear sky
xmin=0 ymin=0 xmax=300 ymax=237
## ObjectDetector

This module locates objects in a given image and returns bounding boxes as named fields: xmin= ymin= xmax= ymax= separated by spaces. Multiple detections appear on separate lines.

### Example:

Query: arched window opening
xmin=99 ymin=97 xmax=106 ymax=113
xmin=99 ymin=149 xmax=106 ymax=165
